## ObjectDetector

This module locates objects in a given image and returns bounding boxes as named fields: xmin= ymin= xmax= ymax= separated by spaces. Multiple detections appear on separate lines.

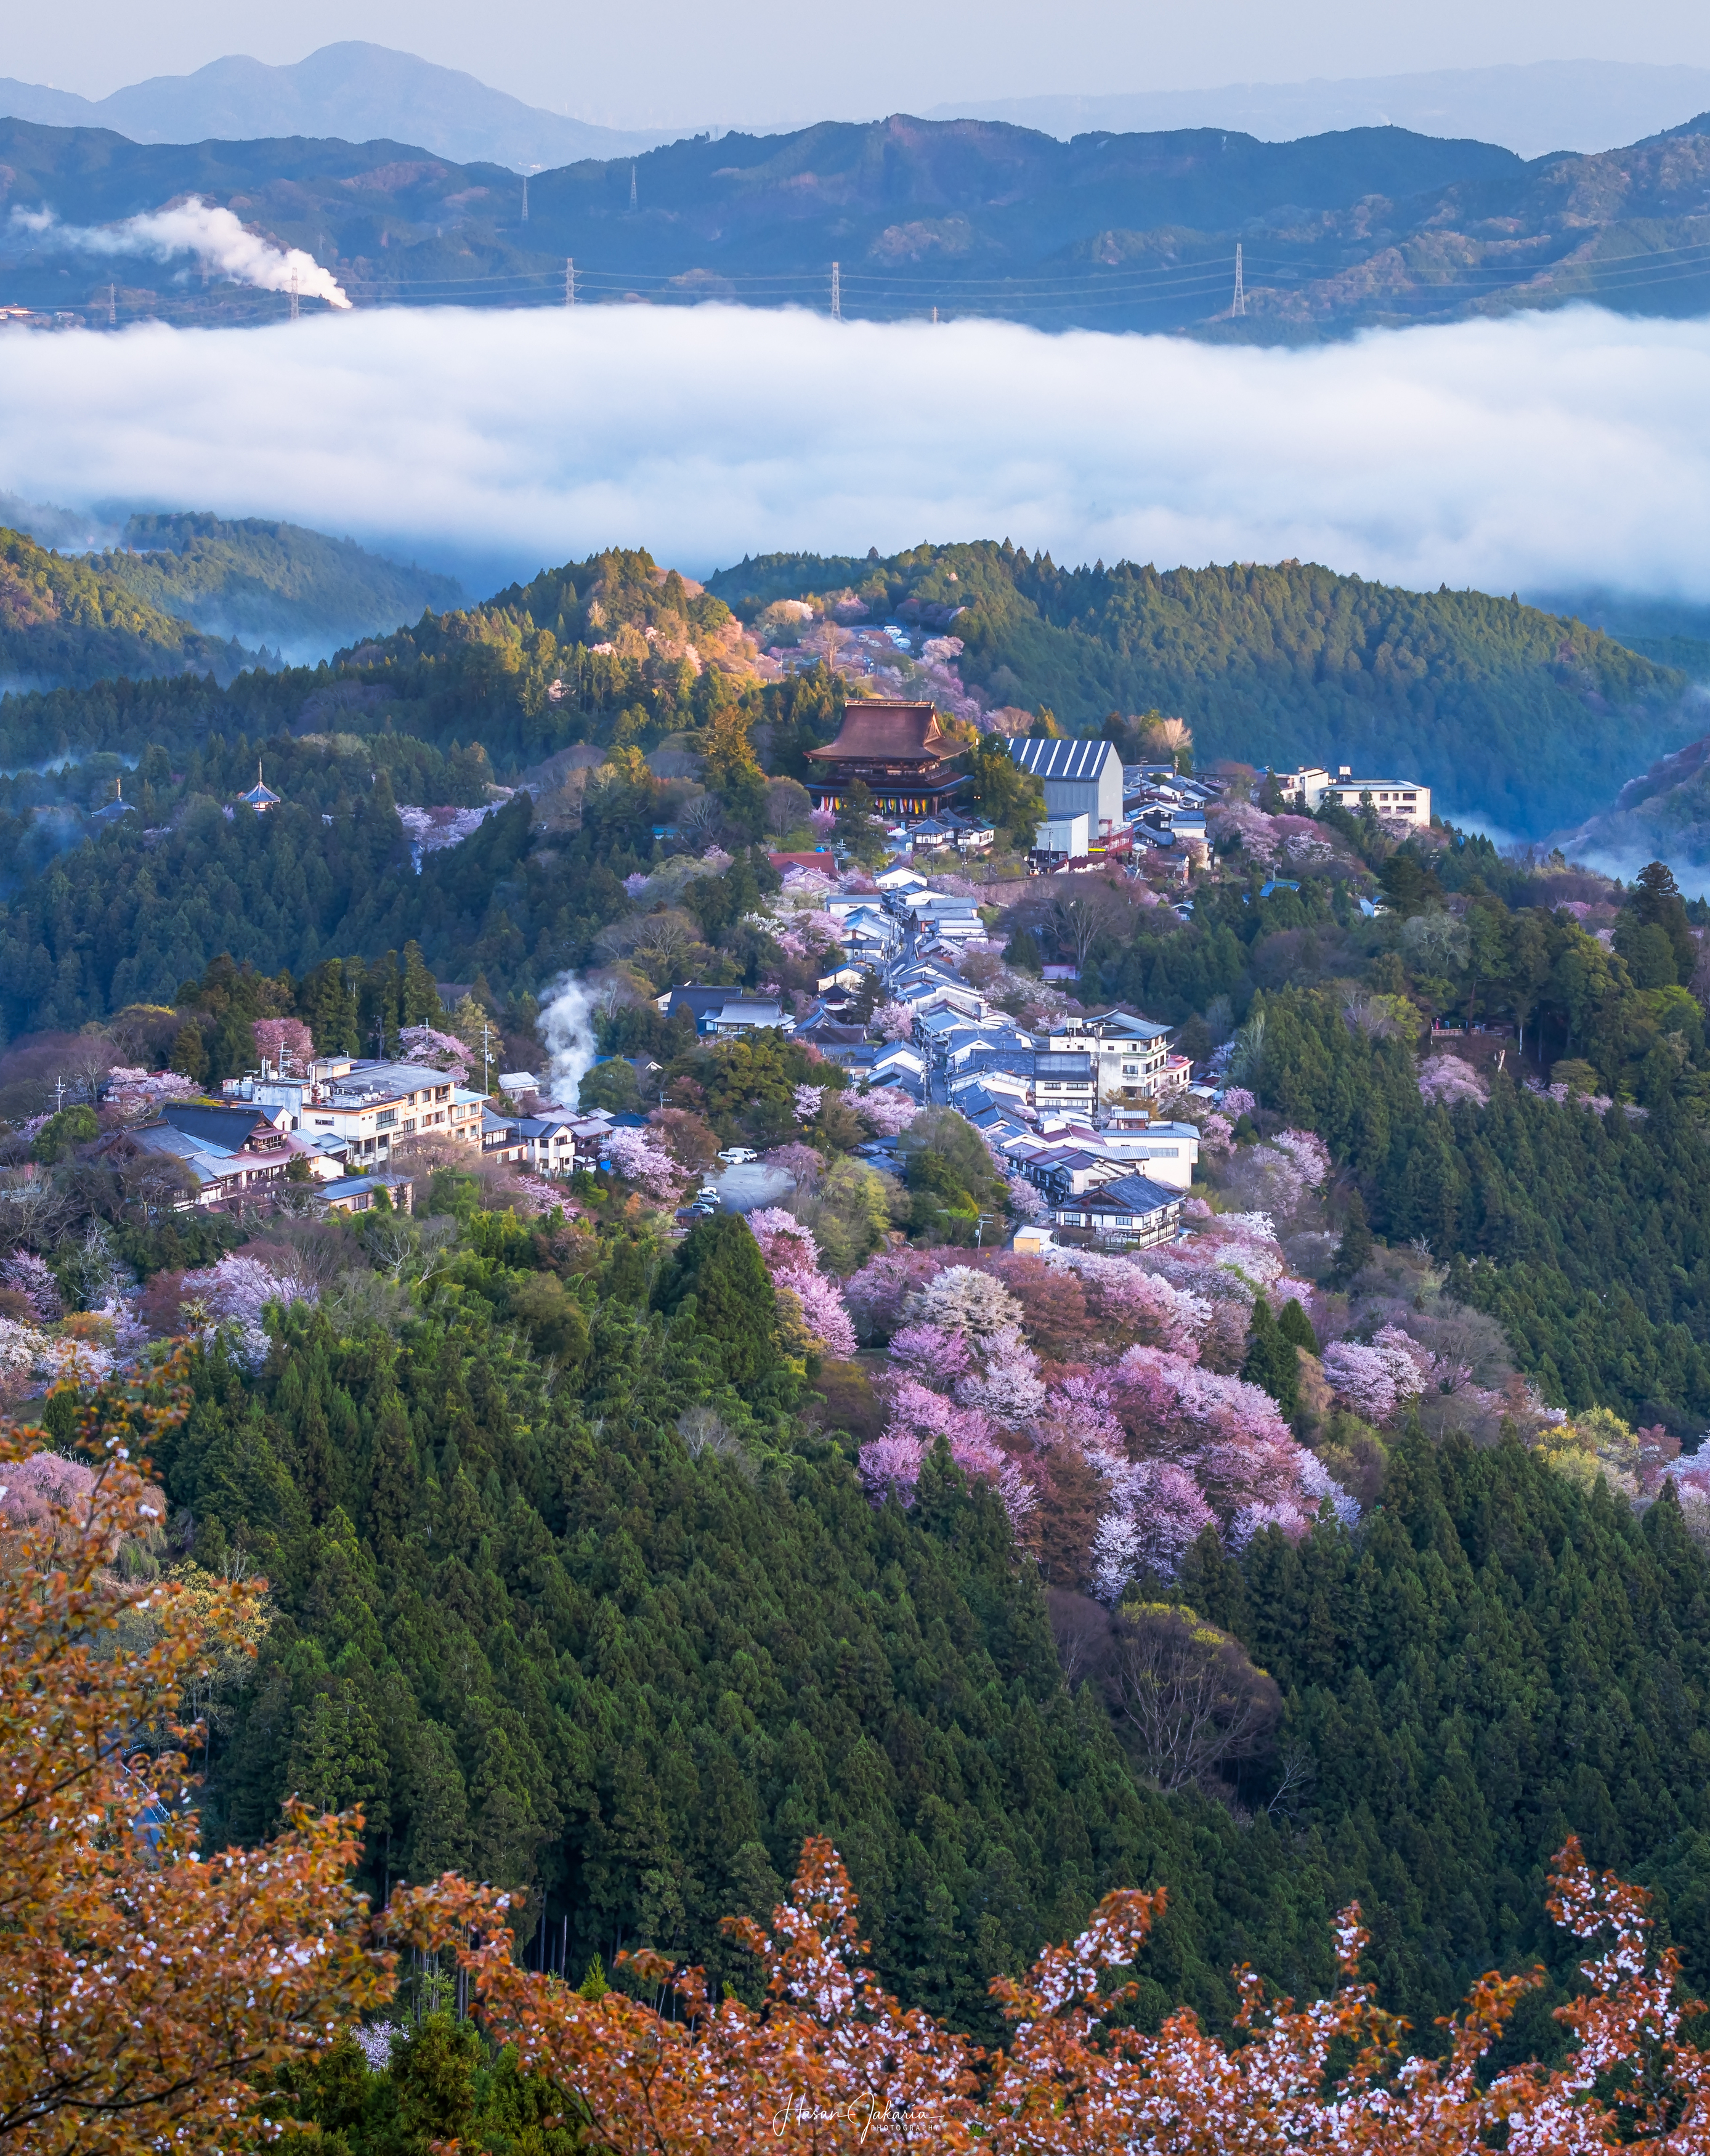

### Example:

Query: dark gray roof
xmin=1008 ymin=737 xmax=1120 ymax=782
xmin=1076 ymin=1173 xmax=1181 ymax=1217
xmin=1034 ymin=1051 xmax=1093 ymax=1077
xmin=158 ymin=1101 xmax=278 ymax=1152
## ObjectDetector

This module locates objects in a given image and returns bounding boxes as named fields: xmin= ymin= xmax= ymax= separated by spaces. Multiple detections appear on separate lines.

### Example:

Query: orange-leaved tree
xmin=391 ymin=1831 xmax=1710 ymax=2155
xmin=0 ymin=1363 xmax=393 ymax=2156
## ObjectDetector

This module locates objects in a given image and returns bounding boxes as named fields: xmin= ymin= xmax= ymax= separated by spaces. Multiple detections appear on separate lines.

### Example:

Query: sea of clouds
xmin=2 ymin=301 xmax=1709 ymax=599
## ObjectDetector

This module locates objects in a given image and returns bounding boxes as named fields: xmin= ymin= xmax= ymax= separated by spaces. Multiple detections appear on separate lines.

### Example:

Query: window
xmin=376 ymin=1109 xmax=397 ymax=1130
xmin=402 ymin=1118 xmax=416 ymax=1135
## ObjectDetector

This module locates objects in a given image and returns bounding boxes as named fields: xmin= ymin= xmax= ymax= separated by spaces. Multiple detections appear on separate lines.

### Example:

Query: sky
xmin=11 ymin=0 xmax=1710 ymax=132
xmin=3 ymin=302 xmax=1709 ymax=606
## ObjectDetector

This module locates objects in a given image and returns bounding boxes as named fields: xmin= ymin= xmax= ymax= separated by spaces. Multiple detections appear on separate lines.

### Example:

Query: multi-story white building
xmin=1044 ymin=1009 xmax=1180 ymax=1103
xmin=229 ymin=1058 xmax=485 ymax=1170
xmin=1274 ymin=765 xmax=1431 ymax=827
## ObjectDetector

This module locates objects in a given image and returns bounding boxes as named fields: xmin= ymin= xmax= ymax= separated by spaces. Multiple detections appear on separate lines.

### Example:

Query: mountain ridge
xmin=0 ymin=42 xmax=679 ymax=171
xmin=4 ymin=104 xmax=1709 ymax=336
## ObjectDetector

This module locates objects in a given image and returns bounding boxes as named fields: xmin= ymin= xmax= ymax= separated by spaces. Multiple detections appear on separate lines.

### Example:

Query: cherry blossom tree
xmin=1419 ymin=1052 xmax=1490 ymax=1106
xmin=1 ymin=1249 xmax=62 ymax=1320
xmin=604 ymin=1125 xmax=684 ymax=1201
xmin=955 ymin=1327 xmax=1048 ymax=1425
xmin=857 ymin=1087 xmax=919 ymax=1137
xmin=909 ymin=1265 xmax=1024 ymax=1343
xmin=887 ymin=1323 xmax=972 ymax=1386
xmin=397 ymin=1025 xmax=473 ymax=1079
xmin=793 ymin=1084 xmax=826 ymax=1122
xmin=251 ymin=1016 xmax=314 ymax=1072
xmin=856 ymin=1431 xmax=926 ymax=1503
xmin=872 ymin=1003 xmax=917 ymax=1042
xmin=843 ymin=1249 xmax=945 ymax=1341
xmin=1321 ymin=1333 xmax=1425 ymax=1422
xmin=779 ymin=1273 xmax=858 ymax=1359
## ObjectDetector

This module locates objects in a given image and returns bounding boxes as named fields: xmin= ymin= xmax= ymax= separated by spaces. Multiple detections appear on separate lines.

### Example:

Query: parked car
xmin=718 ymin=1146 xmax=758 ymax=1165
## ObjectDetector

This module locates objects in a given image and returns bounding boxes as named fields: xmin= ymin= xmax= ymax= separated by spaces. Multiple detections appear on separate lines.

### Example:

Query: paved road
xmin=713 ymin=1163 xmax=796 ymax=1212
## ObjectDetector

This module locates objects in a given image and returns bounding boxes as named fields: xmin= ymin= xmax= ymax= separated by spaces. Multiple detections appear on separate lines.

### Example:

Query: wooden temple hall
xmin=803 ymin=701 xmax=969 ymax=817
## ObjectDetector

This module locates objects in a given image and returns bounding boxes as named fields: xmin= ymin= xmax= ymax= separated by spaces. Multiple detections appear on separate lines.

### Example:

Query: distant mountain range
xmin=5 ymin=103 xmax=1710 ymax=338
xmin=7 ymin=47 xmax=1710 ymax=169
xmin=939 ymin=60 xmax=1710 ymax=163
xmin=0 ymin=43 xmax=677 ymax=171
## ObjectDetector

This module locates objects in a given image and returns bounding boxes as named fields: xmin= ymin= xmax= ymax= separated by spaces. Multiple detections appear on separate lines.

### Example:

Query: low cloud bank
xmin=10 ymin=201 xmax=351 ymax=308
xmin=1 ymin=302 xmax=1708 ymax=599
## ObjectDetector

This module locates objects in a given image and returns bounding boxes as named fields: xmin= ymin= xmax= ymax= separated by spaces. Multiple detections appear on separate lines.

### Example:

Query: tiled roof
xmin=805 ymin=702 xmax=955 ymax=764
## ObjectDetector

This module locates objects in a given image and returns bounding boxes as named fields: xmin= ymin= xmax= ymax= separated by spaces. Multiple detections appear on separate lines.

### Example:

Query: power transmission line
xmin=1232 ymin=243 xmax=1244 ymax=317
xmin=830 ymin=259 xmax=840 ymax=319
xmin=565 ymin=256 xmax=575 ymax=306
xmin=107 ymin=282 xmax=115 ymax=328
xmin=289 ymin=266 xmax=299 ymax=322
xmin=629 ymin=164 xmax=638 ymax=211
xmin=522 ymin=175 xmax=530 ymax=224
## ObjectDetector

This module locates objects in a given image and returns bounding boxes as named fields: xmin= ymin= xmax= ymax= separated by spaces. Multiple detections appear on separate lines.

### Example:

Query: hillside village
xmin=78 ymin=707 xmax=1433 ymax=1265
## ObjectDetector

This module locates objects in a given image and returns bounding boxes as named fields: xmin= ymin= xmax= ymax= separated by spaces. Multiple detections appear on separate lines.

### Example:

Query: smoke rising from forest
xmin=1 ymin=301 xmax=1708 ymax=599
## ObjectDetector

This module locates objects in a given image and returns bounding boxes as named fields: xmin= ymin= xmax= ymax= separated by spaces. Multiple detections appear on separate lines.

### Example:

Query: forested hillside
xmin=93 ymin=514 xmax=463 ymax=660
xmin=0 ymin=524 xmax=260 ymax=690
xmin=5 ymin=105 xmax=1710 ymax=334
xmin=710 ymin=543 xmax=1692 ymax=831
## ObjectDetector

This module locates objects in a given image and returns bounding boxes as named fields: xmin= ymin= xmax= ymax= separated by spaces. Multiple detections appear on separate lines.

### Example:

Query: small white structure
xmin=1034 ymin=813 xmax=1090 ymax=859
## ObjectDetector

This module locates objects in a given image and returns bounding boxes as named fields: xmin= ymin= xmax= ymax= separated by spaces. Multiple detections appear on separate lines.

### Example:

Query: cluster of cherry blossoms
xmin=175 ymin=1252 xmax=319 ymax=1369
xmin=857 ymin=1087 xmax=920 ymax=1137
xmin=602 ymin=1125 xmax=683 ymax=1201
xmin=852 ymin=1227 xmax=1353 ymax=1596
xmin=397 ymin=1024 xmax=473 ymax=1079
xmin=1418 ymin=1051 xmax=1490 ymax=1106
xmin=102 ymin=1068 xmax=201 ymax=1112
xmin=745 ymin=1207 xmax=858 ymax=1360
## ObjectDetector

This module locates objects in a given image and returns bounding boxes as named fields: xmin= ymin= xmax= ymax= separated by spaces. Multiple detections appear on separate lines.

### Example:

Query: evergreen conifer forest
xmin=10 ymin=531 xmax=1710 ymax=2150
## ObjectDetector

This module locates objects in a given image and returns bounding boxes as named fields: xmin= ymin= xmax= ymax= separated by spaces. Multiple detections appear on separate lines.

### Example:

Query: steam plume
xmin=539 ymin=974 xmax=599 ymax=1106
xmin=10 ymin=200 xmax=351 ymax=309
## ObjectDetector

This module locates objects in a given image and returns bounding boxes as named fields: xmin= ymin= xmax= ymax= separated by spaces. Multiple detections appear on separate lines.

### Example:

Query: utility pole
xmin=564 ymin=256 xmax=575 ymax=307
xmin=830 ymin=260 xmax=841 ymax=320
xmin=289 ymin=266 xmax=300 ymax=322
xmin=53 ymin=1075 xmax=65 ymax=1113
xmin=521 ymin=174 xmax=529 ymax=223
xmin=629 ymin=163 xmax=638 ymax=212
xmin=480 ymin=1020 xmax=493 ymax=1096
xmin=1231 ymin=243 xmax=1245 ymax=318
xmin=107 ymin=282 xmax=116 ymax=328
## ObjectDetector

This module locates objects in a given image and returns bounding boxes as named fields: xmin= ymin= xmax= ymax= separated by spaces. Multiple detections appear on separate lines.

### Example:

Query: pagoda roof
xmin=241 ymin=781 xmax=282 ymax=804
xmin=804 ymin=701 xmax=959 ymax=766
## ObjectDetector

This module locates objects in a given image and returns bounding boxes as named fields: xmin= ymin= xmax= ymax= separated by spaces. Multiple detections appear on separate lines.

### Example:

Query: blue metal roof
xmin=1007 ymin=737 xmax=1120 ymax=782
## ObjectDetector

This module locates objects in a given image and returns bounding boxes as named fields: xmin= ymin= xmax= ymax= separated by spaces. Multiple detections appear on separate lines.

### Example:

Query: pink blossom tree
xmin=397 ymin=1025 xmax=474 ymax=1079
xmin=251 ymin=1018 xmax=314 ymax=1073
xmin=1419 ymin=1053 xmax=1489 ymax=1107
xmin=844 ymin=1248 xmax=946 ymax=1342
xmin=604 ymin=1126 xmax=683 ymax=1201
xmin=887 ymin=1323 xmax=972 ymax=1387
xmin=872 ymin=1003 xmax=917 ymax=1043
xmin=792 ymin=1084 xmax=825 ymax=1122
xmin=857 ymin=1088 xmax=919 ymax=1137
xmin=856 ymin=1432 xmax=925 ymax=1503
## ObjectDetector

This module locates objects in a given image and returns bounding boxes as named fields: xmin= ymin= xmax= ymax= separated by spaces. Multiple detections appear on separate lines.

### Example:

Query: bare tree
xmin=1104 ymin=1605 xmax=1281 ymax=1794
xmin=678 ymin=791 xmax=723 ymax=843
xmin=1049 ymin=881 xmax=1133 ymax=970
